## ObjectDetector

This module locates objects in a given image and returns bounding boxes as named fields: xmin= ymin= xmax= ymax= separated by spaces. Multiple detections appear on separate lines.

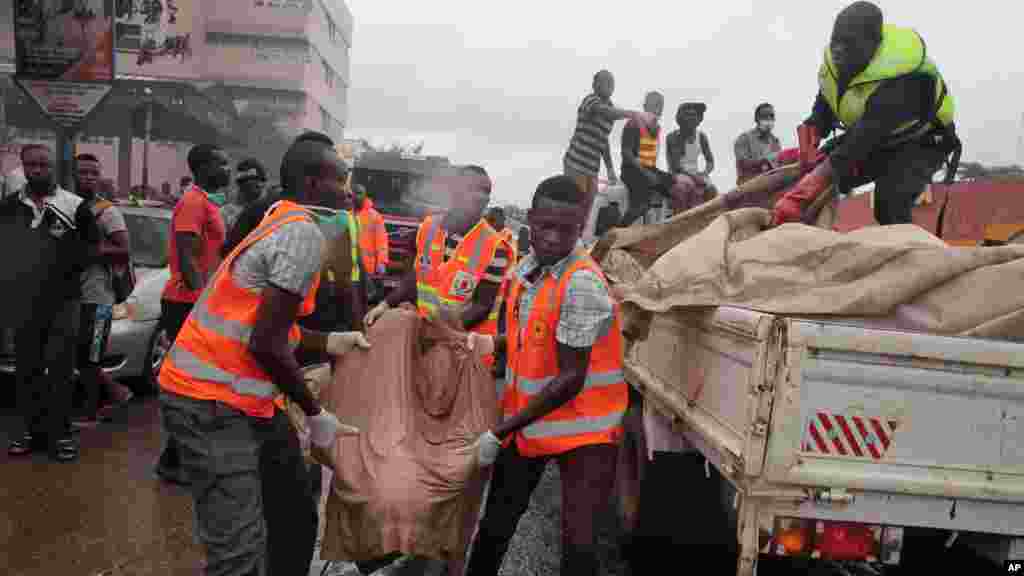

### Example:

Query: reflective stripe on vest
xmin=415 ymin=215 xmax=446 ymax=316
xmin=502 ymin=248 xmax=627 ymax=457
xmin=638 ymin=126 xmax=659 ymax=168
xmin=343 ymin=211 xmax=360 ymax=282
xmin=818 ymin=24 xmax=954 ymax=141
xmin=158 ymin=201 xmax=320 ymax=417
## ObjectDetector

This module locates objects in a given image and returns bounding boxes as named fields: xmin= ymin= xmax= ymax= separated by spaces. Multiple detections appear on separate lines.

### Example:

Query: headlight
xmin=112 ymin=296 xmax=139 ymax=321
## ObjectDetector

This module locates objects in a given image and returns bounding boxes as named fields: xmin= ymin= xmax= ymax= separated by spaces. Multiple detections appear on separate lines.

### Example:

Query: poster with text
xmin=17 ymin=78 xmax=112 ymax=127
xmin=14 ymin=0 xmax=114 ymax=82
xmin=114 ymin=0 xmax=199 ymax=79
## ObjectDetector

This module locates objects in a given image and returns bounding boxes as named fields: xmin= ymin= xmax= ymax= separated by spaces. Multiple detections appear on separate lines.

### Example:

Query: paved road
xmin=1 ymin=396 xmax=624 ymax=576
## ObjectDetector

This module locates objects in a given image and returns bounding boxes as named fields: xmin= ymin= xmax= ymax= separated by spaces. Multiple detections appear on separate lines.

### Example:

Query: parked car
xmin=0 ymin=203 xmax=172 ymax=393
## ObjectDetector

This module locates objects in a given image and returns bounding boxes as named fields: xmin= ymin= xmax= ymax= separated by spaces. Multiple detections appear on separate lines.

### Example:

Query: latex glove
xmin=326 ymin=331 xmax=371 ymax=357
xmin=466 ymin=333 xmax=495 ymax=357
xmin=771 ymin=161 xmax=833 ymax=226
xmin=308 ymin=408 xmax=360 ymax=448
xmin=365 ymin=300 xmax=389 ymax=326
xmin=457 ymin=430 xmax=502 ymax=468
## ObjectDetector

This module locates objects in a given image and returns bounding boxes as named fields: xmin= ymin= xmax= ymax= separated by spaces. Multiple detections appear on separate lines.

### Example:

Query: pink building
xmin=1 ymin=0 xmax=352 ymax=196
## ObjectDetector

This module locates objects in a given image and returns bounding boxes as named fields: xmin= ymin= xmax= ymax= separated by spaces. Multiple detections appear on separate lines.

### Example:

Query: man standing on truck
xmin=461 ymin=174 xmax=628 ymax=576
xmin=364 ymin=164 xmax=511 ymax=373
xmin=734 ymin=103 xmax=783 ymax=186
xmin=666 ymin=102 xmax=719 ymax=212
xmin=158 ymin=136 xmax=370 ymax=576
xmin=563 ymin=70 xmax=657 ymax=218
xmin=772 ymin=1 xmax=959 ymax=227
xmin=619 ymin=91 xmax=679 ymax=227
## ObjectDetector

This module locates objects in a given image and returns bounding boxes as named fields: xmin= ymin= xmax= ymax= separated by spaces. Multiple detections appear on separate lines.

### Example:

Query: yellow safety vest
xmin=818 ymin=24 xmax=955 ymax=142
xmin=638 ymin=126 xmax=660 ymax=168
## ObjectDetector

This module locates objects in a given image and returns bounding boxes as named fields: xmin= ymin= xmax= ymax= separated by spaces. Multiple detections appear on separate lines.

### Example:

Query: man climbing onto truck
xmin=771 ymin=0 xmax=960 ymax=227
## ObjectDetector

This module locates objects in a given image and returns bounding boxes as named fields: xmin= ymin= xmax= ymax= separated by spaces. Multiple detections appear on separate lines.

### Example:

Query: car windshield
xmin=124 ymin=213 xmax=171 ymax=268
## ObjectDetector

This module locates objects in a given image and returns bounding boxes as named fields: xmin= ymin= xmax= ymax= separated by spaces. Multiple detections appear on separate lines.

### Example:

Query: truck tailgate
xmin=625 ymin=306 xmax=780 ymax=479
xmin=764 ymin=319 xmax=1024 ymax=502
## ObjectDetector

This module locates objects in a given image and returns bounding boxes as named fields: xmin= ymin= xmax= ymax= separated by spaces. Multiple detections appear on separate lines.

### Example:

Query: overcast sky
xmin=345 ymin=0 xmax=1024 ymax=209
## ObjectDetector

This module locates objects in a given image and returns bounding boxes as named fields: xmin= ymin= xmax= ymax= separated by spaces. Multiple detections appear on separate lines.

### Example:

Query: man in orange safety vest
xmin=461 ymin=174 xmax=629 ymax=576
xmin=157 ymin=135 xmax=371 ymax=576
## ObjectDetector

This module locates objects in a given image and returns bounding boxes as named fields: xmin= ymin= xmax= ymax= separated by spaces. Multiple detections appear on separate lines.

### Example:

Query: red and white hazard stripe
xmin=803 ymin=412 xmax=899 ymax=460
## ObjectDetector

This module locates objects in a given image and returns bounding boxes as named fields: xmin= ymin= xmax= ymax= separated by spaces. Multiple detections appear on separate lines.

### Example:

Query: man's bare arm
xmin=492 ymin=342 xmax=591 ymax=439
xmin=249 ymin=286 xmax=320 ymax=417
xmin=700 ymin=132 xmax=715 ymax=175
xmin=462 ymin=279 xmax=500 ymax=331
xmin=384 ymin=268 xmax=417 ymax=308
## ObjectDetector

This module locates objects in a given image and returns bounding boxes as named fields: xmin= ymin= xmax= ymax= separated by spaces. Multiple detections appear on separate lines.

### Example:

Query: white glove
xmin=456 ymin=430 xmax=502 ymax=468
xmin=326 ymin=331 xmax=371 ymax=357
xmin=308 ymin=408 xmax=360 ymax=448
xmin=365 ymin=300 xmax=389 ymax=326
xmin=466 ymin=333 xmax=495 ymax=357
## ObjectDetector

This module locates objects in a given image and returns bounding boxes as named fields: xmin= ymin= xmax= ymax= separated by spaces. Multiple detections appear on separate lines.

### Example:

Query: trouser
xmin=563 ymin=161 xmax=600 ymax=233
xmin=157 ymin=299 xmax=195 ymax=474
xmin=465 ymin=442 xmax=618 ymax=576
xmin=13 ymin=298 xmax=80 ymax=445
xmin=78 ymin=302 xmax=114 ymax=415
xmin=620 ymin=167 xmax=676 ymax=227
xmin=161 ymin=391 xmax=318 ymax=576
xmin=842 ymin=140 xmax=947 ymax=226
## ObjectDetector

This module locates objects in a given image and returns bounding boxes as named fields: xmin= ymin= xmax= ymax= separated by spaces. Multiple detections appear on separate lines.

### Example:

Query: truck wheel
xmin=142 ymin=327 xmax=170 ymax=394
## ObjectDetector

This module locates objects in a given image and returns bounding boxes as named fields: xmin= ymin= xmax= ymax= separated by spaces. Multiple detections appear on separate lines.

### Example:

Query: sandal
xmin=8 ymin=433 xmax=33 ymax=456
xmin=51 ymin=437 xmax=79 ymax=462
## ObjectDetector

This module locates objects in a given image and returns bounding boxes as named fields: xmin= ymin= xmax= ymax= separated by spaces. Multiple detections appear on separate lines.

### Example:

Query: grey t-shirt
xmin=81 ymin=203 xmax=128 ymax=306
xmin=230 ymin=218 xmax=324 ymax=298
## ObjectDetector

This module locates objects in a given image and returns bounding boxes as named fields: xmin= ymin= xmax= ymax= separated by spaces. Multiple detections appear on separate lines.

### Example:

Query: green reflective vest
xmin=314 ymin=210 xmax=361 ymax=283
xmin=818 ymin=24 xmax=955 ymax=141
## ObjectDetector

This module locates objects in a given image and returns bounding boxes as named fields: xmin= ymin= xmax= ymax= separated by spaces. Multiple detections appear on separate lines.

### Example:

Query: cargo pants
xmin=160 ymin=391 xmax=318 ymax=576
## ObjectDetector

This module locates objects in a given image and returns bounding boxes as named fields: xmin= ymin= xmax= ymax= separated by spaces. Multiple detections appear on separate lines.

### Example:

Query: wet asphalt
xmin=0 ymin=389 xmax=625 ymax=576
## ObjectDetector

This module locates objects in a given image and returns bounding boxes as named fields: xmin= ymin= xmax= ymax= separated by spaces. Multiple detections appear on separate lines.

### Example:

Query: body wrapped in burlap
xmin=303 ymin=305 xmax=499 ymax=572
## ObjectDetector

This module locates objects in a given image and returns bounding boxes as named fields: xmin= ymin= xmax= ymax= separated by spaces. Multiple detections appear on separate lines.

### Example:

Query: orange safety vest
xmin=356 ymin=200 xmax=389 ymax=273
xmin=415 ymin=214 xmax=509 ymax=366
xmin=638 ymin=125 xmax=660 ymax=168
xmin=158 ymin=200 xmax=321 ymax=419
xmin=500 ymin=248 xmax=627 ymax=457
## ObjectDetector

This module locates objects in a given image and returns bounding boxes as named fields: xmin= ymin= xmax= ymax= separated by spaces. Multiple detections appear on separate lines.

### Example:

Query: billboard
xmin=113 ymin=0 xmax=200 ymax=79
xmin=13 ymin=0 xmax=114 ymax=82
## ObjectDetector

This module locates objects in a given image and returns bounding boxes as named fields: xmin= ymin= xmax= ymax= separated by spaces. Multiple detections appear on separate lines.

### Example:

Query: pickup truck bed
xmin=624 ymin=305 xmax=1024 ymax=574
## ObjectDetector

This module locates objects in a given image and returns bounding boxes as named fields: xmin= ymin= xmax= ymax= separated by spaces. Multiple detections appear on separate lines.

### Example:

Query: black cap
xmin=678 ymin=102 xmax=707 ymax=114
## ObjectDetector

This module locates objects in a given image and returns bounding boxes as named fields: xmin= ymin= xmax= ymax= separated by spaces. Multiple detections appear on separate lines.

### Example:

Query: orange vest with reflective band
xmin=158 ymin=201 xmax=321 ymax=419
xmin=415 ymin=215 xmax=508 ymax=367
xmin=638 ymin=125 xmax=660 ymax=168
xmin=356 ymin=202 xmax=388 ymax=273
xmin=500 ymin=249 xmax=627 ymax=457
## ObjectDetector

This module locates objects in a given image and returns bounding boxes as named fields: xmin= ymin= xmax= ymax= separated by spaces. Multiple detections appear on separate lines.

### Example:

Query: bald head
xmin=644 ymin=91 xmax=664 ymax=117
xmin=831 ymin=1 xmax=883 ymax=79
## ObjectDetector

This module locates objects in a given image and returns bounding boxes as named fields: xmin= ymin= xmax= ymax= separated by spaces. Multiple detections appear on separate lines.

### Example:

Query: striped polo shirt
xmin=564 ymin=93 xmax=615 ymax=177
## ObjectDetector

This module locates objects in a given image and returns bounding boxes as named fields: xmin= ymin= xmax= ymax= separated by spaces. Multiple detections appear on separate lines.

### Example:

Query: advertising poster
xmin=114 ymin=0 xmax=199 ymax=79
xmin=13 ymin=0 xmax=114 ymax=82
